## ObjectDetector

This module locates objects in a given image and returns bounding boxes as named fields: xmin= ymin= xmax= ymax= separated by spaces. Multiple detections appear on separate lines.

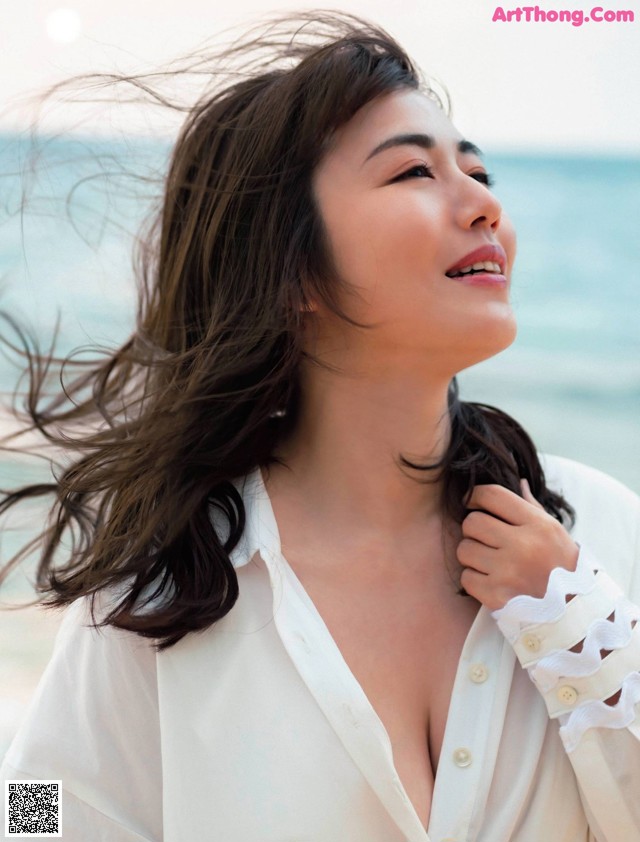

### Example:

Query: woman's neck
xmin=269 ymin=365 xmax=453 ymax=541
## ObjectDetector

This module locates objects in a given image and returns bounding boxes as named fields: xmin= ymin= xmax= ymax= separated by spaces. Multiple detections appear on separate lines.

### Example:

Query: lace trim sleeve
xmin=491 ymin=544 xmax=640 ymax=752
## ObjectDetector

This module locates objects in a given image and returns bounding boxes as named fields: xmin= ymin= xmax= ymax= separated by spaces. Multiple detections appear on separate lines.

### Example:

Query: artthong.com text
xmin=492 ymin=6 xmax=634 ymax=24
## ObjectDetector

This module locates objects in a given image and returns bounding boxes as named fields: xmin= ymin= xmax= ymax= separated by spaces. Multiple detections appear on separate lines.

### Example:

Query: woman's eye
xmin=470 ymin=171 xmax=495 ymax=188
xmin=395 ymin=164 xmax=434 ymax=181
xmin=393 ymin=166 xmax=495 ymax=188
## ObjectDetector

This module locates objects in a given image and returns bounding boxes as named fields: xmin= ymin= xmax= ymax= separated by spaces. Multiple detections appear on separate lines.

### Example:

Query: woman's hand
xmin=457 ymin=478 xmax=580 ymax=611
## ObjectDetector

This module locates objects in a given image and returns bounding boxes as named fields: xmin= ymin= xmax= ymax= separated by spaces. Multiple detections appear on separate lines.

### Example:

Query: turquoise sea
xmin=0 ymin=132 xmax=638 ymax=493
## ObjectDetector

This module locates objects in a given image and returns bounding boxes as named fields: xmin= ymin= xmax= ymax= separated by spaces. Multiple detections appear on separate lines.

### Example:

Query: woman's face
xmin=310 ymin=88 xmax=518 ymax=378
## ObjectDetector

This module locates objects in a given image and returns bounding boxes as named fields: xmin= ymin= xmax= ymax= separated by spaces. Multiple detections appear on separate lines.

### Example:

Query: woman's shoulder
xmin=3 ymin=590 xmax=162 ymax=838
xmin=538 ymin=453 xmax=640 ymax=517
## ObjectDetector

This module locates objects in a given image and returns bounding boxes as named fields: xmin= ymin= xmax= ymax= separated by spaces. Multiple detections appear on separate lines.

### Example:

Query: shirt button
xmin=557 ymin=685 xmax=579 ymax=705
xmin=452 ymin=747 xmax=472 ymax=767
xmin=522 ymin=632 xmax=542 ymax=653
xmin=469 ymin=663 xmax=489 ymax=683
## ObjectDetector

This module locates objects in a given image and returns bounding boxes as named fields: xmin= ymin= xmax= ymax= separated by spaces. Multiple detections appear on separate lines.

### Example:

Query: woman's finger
xmin=465 ymin=484 xmax=531 ymax=526
xmin=459 ymin=566 xmax=492 ymax=606
xmin=456 ymin=537 xmax=495 ymax=573
xmin=520 ymin=477 xmax=546 ymax=509
xmin=461 ymin=509 xmax=504 ymax=548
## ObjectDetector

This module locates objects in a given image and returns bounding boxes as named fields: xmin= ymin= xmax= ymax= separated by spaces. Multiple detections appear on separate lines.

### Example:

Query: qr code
xmin=4 ymin=780 xmax=62 ymax=837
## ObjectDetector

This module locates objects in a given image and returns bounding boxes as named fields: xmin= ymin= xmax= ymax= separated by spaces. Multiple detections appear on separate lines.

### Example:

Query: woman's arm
xmin=0 ymin=759 xmax=157 ymax=842
xmin=492 ymin=544 xmax=640 ymax=841
xmin=458 ymin=479 xmax=640 ymax=842
xmin=0 ymin=595 xmax=163 ymax=841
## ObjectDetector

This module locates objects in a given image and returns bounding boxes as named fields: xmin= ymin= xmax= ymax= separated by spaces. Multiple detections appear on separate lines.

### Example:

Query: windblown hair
xmin=0 ymin=10 xmax=574 ymax=651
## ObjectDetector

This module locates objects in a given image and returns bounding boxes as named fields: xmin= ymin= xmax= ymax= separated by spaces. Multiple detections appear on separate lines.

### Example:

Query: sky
xmin=1 ymin=0 xmax=639 ymax=154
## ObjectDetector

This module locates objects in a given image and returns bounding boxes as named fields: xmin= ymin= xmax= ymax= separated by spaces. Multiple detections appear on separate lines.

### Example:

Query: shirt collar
xmin=229 ymin=466 xmax=282 ymax=570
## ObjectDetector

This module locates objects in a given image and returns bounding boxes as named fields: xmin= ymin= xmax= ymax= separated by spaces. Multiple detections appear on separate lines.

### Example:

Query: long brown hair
xmin=0 ymin=10 xmax=574 ymax=651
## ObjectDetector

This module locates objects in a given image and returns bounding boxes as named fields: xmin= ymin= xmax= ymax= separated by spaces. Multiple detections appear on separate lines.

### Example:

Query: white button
xmin=522 ymin=632 xmax=542 ymax=653
xmin=469 ymin=663 xmax=489 ymax=683
xmin=452 ymin=747 xmax=472 ymax=767
xmin=557 ymin=685 xmax=579 ymax=705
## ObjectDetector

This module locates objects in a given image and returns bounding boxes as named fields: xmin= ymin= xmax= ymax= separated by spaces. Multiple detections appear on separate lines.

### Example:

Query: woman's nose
xmin=455 ymin=176 xmax=503 ymax=232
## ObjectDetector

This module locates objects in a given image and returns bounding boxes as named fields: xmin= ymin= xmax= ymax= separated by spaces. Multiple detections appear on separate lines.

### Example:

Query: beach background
xmin=1 ymin=0 xmax=639 ymax=761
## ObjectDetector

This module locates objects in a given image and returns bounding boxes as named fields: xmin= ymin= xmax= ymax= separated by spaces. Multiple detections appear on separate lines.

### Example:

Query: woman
xmin=1 ymin=10 xmax=638 ymax=842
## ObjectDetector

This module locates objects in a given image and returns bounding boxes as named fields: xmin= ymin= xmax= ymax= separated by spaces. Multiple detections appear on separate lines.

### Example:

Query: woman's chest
xmin=159 ymin=553 xmax=590 ymax=842
xmin=287 ymin=563 xmax=481 ymax=830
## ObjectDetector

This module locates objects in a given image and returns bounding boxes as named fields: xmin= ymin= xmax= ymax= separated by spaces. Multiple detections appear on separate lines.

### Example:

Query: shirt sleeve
xmin=491 ymin=543 xmax=640 ymax=842
xmin=0 ymin=594 xmax=163 ymax=841
xmin=0 ymin=758 xmax=156 ymax=842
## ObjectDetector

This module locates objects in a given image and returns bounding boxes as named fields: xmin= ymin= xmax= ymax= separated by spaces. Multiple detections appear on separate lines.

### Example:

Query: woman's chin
xmin=458 ymin=312 xmax=518 ymax=370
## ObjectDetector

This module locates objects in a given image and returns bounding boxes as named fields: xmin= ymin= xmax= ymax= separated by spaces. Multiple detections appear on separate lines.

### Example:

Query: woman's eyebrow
xmin=362 ymin=133 xmax=483 ymax=165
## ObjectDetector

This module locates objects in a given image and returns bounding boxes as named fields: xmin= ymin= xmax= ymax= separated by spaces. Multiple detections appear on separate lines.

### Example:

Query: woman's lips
xmin=447 ymin=271 xmax=507 ymax=287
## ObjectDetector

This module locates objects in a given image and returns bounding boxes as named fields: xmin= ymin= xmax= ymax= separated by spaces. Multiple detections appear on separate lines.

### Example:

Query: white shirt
xmin=2 ymin=453 xmax=640 ymax=842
